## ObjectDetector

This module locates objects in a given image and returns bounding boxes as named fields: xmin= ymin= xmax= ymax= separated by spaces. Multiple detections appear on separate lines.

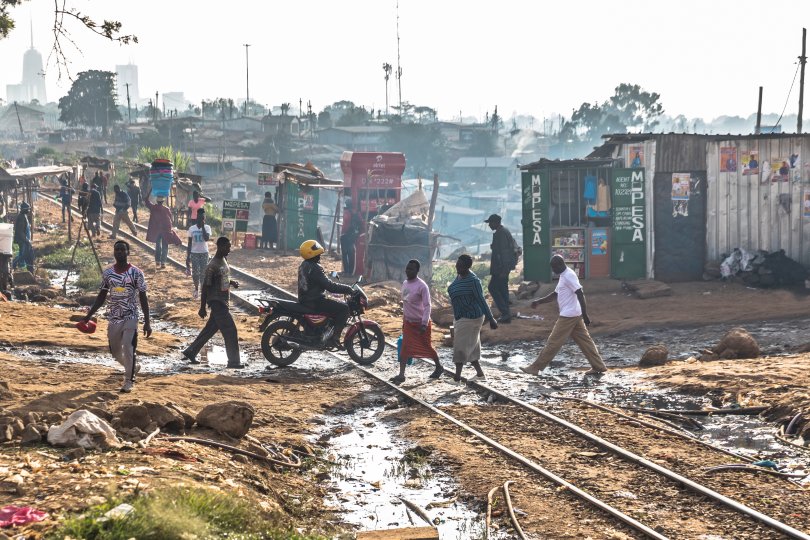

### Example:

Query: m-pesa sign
xmin=611 ymin=169 xmax=646 ymax=243
xmin=521 ymin=170 xmax=551 ymax=281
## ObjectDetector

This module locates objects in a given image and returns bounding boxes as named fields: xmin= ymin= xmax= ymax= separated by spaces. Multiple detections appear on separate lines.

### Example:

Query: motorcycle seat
xmin=274 ymin=299 xmax=327 ymax=316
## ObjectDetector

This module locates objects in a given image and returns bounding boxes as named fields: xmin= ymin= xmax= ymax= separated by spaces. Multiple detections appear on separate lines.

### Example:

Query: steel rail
xmin=464 ymin=377 xmax=810 ymax=540
xmin=51 ymin=200 xmax=807 ymax=538
xmin=54 ymin=199 xmax=293 ymax=302
xmin=338 ymin=355 xmax=669 ymax=540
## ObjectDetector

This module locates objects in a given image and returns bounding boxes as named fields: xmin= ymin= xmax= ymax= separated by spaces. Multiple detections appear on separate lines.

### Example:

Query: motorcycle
xmin=256 ymin=276 xmax=385 ymax=367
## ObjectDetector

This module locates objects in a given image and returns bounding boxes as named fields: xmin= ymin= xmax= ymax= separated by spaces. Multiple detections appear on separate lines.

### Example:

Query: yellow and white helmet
xmin=299 ymin=239 xmax=325 ymax=260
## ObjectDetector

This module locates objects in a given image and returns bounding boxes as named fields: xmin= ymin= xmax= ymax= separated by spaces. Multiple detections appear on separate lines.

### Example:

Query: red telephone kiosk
xmin=339 ymin=151 xmax=406 ymax=275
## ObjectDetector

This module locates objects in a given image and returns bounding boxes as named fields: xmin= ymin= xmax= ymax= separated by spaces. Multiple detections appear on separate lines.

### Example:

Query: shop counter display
xmin=552 ymin=228 xmax=585 ymax=278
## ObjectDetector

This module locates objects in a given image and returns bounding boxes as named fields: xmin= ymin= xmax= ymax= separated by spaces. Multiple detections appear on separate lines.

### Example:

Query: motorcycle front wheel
xmin=345 ymin=325 xmax=385 ymax=365
xmin=261 ymin=319 xmax=303 ymax=367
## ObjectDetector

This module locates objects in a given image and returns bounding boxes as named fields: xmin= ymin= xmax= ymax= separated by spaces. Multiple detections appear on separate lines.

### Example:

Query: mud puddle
xmin=46 ymin=269 xmax=81 ymax=296
xmin=318 ymin=407 xmax=493 ymax=538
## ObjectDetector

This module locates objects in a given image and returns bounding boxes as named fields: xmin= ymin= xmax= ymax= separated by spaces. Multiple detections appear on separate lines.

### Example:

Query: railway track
xmin=50 ymin=198 xmax=810 ymax=538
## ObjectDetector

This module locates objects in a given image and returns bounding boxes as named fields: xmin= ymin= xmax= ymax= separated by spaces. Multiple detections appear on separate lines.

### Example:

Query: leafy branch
xmin=47 ymin=0 xmax=138 ymax=81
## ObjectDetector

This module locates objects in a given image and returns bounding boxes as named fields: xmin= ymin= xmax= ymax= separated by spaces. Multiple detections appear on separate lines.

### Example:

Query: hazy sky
xmin=2 ymin=0 xmax=810 ymax=125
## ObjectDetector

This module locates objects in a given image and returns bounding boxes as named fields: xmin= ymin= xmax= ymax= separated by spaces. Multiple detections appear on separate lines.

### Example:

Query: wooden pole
xmin=798 ymin=27 xmax=807 ymax=134
xmin=755 ymin=87 xmax=763 ymax=134
xmin=427 ymin=173 xmax=440 ymax=230
xmin=327 ymin=188 xmax=341 ymax=254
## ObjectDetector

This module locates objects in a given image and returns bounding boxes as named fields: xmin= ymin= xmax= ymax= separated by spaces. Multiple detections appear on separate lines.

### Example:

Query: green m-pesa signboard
xmin=521 ymin=170 xmax=551 ymax=282
xmin=610 ymin=168 xmax=646 ymax=279
xmin=284 ymin=182 xmax=320 ymax=249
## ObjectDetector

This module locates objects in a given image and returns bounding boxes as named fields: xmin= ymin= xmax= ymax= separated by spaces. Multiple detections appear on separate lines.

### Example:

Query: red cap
xmin=75 ymin=320 xmax=97 ymax=334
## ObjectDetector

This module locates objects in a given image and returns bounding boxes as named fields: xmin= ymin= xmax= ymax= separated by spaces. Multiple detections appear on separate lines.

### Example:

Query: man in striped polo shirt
xmin=81 ymin=241 xmax=152 ymax=393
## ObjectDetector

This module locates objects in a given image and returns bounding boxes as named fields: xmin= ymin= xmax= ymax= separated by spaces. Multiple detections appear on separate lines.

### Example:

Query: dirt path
xmin=1 ymin=200 xmax=809 ymax=538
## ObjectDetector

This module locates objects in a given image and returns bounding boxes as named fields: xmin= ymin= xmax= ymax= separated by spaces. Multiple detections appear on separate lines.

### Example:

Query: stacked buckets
xmin=150 ymin=159 xmax=174 ymax=198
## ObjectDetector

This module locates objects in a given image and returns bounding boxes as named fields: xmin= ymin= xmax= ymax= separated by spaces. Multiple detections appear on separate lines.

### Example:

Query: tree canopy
xmin=569 ymin=83 xmax=664 ymax=142
xmin=58 ymin=70 xmax=121 ymax=130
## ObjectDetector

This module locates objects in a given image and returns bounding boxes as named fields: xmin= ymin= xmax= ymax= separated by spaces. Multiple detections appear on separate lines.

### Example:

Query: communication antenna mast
xmin=396 ymin=0 xmax=403 ymax=114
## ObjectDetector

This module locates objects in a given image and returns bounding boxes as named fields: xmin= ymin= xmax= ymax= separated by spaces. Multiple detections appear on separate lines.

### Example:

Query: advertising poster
xmin=627 ymin=145 xmax=644 ymax=168
xmin=591 ymin=228 xmax=608 ymax=255
xmin=258 ymin=172 xmax=278 ymax=186
xmin=789 ymin=153 xmax=802 ymax=182
xmin=742 ymin=151 xmax=759 ymax=176
xmin=769 ymin=158 xmax=791 ymax=182
xmin=720 ymin=147 xmax=737 ymax=172
xmin=671 ymin=173 xmax=690 ymax=200
xmin=804 ymin=193 xmax=810 ymax=219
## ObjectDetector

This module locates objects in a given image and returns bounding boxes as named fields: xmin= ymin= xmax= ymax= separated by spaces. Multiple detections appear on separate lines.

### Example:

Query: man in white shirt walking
xmin=520 ymin=255 xmax=606 ymax=376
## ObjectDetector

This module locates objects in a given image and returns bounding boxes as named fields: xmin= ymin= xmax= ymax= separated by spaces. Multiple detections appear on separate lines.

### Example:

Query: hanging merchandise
xmin=150 ymin=159 xmax=174 ymax=198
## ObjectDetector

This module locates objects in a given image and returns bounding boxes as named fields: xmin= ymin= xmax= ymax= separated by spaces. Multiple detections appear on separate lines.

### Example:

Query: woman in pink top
xmin=391 ymin=259 xmax=442 ymax=384
xmin=187 ymin=191 xmax=208 ymax=223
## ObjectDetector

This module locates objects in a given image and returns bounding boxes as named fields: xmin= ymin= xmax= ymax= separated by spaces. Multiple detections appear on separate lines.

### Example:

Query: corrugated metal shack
xmin=590 ymin=133 xmax=810 ymax=281
xmin=705 ymin=135 xmax=810 ymax=267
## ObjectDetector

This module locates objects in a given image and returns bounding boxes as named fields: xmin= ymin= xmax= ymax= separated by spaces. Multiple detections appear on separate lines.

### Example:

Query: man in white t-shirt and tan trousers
xmin=520 ymin=255 xmax=607 ymax=376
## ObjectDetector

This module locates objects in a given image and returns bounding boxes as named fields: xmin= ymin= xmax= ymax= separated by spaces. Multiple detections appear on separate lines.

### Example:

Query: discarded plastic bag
xmin=0 ymin=505 xmax=48 ymax=527
xmin=47 ymin=410 xmax=121 ymax=450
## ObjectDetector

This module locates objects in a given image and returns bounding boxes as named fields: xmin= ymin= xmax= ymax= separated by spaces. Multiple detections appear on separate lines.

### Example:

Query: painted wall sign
xmin=611 ymin=169 xmax=646 ymax=244
xmin=521 ymin=170 xmax=551 ymax=282
xmin=284 ymin=183 xmax=320 ymax=248
xmin=222 ymin=200 xmax=250 ymax=233
xmin=611 ymin=168 xmax=646 ymax=279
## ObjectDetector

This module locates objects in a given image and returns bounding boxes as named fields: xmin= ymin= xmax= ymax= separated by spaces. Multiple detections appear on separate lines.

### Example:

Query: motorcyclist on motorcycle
xmin=297 ymin=240 xmax=355 ymax=347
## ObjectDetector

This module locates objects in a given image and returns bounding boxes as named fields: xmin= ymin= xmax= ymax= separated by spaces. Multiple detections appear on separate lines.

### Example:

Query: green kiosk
xmin=520 ymin=159 xmax=647 ymax=282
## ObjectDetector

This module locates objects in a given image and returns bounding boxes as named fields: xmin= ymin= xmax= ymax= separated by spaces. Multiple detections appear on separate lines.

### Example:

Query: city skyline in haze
xmin=1 ymin=0 xmax=809 ymax=127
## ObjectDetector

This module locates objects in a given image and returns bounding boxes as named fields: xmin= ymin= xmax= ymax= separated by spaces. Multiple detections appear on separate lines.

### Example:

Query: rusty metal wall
xmin=706 ymin=136 xmax=810 ymax=266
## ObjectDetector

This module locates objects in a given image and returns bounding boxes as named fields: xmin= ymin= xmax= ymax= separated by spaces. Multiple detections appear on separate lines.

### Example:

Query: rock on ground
xmin=706 ymin=327 xmax=760 ymax=360
xmin=639 ymin=345 xmax=669 ymax=367
xmin=196 ymin=401 xmax=255 ymax=439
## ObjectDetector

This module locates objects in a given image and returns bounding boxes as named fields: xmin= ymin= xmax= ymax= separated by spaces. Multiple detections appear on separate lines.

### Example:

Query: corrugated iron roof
xmin=520 ymin=157 xmax=615 ymax=170
xmin=453 ymin=157 xmax=518 ymax=168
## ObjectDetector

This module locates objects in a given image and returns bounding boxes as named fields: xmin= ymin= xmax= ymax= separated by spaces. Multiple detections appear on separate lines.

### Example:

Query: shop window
xmin=550 ymin=170 xmax=583 ymax=227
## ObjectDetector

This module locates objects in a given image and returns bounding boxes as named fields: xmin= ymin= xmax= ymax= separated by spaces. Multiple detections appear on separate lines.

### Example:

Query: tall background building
xmin=115 ymin=63 xmax=140 ymax=105
xmin=5 ymin=23 xmax=47 ymax=104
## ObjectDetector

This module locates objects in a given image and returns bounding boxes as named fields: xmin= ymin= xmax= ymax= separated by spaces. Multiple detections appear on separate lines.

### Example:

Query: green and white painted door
xmin=610 ymin=168 xmax=647 ymax=279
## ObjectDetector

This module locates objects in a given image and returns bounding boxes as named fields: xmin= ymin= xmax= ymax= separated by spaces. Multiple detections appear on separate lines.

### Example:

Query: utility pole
xmin=756 ymin=87 xmax=763 ymax=134
xmin=244 ymin=43 xmax=251 ymax=117
xmin=155 ymin=91 xmax=159 ymax=124
xmin=125 ymin=83 xmax=131 ymax=124
xmin=796 ymin=28 xmax=807 ymax=133
xmin=396 ymin=0 xmax=403 ymax=115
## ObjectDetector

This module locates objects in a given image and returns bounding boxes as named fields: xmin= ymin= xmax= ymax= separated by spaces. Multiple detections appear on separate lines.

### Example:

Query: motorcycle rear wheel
xmin=345 ymin=325 xmax=385 ymax=365
xmin=261 ymin=319 xmax=303 ymax=367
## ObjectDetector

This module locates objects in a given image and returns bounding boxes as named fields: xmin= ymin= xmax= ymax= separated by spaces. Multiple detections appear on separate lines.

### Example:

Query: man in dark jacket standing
xmin=86 ymin=185 xmax=103 ymax=237
xmin=485 ymin=214 xmax=517 ymax=324
xmin=298 ymin=239 xmax=354 ymax=347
